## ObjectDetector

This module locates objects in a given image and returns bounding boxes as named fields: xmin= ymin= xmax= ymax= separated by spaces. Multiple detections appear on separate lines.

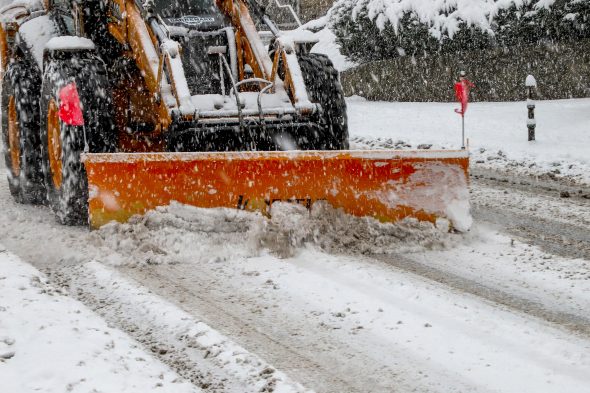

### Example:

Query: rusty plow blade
xmin=82 ymin=150 xmax=471 ymax=231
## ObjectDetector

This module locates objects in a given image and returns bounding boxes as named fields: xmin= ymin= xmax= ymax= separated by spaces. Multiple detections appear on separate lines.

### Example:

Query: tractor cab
xmin=154 ymin=0 xmax=235 ymax=96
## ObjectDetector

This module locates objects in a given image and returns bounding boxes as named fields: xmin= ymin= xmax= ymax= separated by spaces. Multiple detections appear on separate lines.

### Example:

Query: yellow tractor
xmin=0 ymin=0 xmax=471 ymax=230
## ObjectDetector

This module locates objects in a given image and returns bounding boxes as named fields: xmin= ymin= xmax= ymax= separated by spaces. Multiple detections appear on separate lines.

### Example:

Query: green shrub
xmin=330 ymin=0 xmax=590 ymax=63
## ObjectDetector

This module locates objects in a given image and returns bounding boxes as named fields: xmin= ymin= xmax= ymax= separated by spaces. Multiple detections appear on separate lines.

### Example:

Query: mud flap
xmin=82 ymin=150 xmax=471 ymax=231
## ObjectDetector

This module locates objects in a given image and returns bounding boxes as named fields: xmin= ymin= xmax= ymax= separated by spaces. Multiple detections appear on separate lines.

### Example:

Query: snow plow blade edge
xmin=83 ymin=150 xmax=471 ymax=231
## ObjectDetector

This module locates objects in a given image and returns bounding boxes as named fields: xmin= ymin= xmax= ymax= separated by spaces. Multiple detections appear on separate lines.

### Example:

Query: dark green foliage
xmin=331 ymin=0 xmax=590 ymax=64
xmin=340 ymin=39 xmax=590 ymax=101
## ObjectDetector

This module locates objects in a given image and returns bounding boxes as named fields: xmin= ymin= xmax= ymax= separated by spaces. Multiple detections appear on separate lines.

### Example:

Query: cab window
xmin=51 ymin=0 xmax=76 ymax=35
xmin=154 ymin=0 xmax=221 ymax=17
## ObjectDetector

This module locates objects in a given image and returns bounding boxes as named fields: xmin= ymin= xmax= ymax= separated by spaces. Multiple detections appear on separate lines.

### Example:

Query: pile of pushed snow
xmin=92 ymin=202 xmax=458 ymax=265
xmin=92 ymin=204 xmax=263 ymax=266
xmin=259 ymin=202 xmax=458 ymax=257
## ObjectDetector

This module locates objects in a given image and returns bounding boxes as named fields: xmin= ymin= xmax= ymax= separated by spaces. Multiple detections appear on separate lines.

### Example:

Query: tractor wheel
xmin=298 ymin=53 xmax=349 ymax=150
xmin=1 ymin=62 xmax=45 ymax=204
xmin=40 ymin=53 xmax=116 ymax=225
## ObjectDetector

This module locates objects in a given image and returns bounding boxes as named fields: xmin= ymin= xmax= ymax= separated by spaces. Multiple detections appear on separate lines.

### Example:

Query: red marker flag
xmin=454 ymin=79 xmax=475 ymax=117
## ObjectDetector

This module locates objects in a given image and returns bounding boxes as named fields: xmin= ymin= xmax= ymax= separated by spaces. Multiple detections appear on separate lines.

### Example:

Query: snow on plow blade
xmin=82 ymin=150 xmax=471 ymax=231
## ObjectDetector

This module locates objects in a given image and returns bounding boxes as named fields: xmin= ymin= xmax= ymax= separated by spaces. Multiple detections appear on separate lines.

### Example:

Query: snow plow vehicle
xmin=0 ymin=0 xmax=471 ymax=231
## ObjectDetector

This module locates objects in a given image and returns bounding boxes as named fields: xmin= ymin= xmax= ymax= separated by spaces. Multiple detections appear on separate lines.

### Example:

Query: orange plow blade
xmin=83 ymin=150 xmax=471 ymax=231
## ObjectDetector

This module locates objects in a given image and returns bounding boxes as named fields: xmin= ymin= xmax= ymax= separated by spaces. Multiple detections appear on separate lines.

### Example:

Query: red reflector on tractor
xmin=58 ymin=82 xmax=84 ymax=126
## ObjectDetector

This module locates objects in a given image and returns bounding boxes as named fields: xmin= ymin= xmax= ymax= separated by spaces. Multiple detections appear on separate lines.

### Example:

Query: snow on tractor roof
xmin=17 ymin=13 xmax=58 ymax=67
xmin=45 ymin=36 xmax=96 ymax=52
xmin=0 ymin=0 xmax=43 ymax=23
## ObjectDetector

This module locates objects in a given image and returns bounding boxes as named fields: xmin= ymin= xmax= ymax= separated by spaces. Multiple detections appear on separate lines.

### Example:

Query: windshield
xmin=153 ymin=0 xmax=221 ymax=18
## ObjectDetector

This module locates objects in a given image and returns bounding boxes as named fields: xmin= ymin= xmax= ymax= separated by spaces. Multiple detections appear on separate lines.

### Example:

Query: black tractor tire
xmin=1 ymin=61 xmax=46 ymax=204
xmin=298 ymin=53 xmax=349 ymax=150
xmin=40 ymin=52 xmax=116 ymax=225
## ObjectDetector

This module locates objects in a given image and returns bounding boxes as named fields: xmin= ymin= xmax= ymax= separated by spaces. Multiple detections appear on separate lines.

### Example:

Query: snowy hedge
xmin=330 ymin=0 xmax=590 ymax=63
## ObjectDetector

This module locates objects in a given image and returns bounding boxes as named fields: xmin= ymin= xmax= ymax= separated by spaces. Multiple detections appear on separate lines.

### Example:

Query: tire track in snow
xmin=371 ymin=253 xmax=590 ymax=337
xmin=114 ymin=248 xmax=590 ymax=393
xmin=119 ymin=264 xmax=397 ymax=393
xmin=51 ymin=261 xmax=312 ymax=393
xmin=471 ymin=168 xmax=590 ymax=261
xmin=472 ymin=204 xmax=590 ymax=261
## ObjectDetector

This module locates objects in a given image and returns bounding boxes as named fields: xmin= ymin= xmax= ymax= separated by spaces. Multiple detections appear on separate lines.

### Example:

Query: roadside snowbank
xmin=0 ymin=245 xmax=200 ymax=393
xmin=347 ymin=96 xmax=590 ymax=185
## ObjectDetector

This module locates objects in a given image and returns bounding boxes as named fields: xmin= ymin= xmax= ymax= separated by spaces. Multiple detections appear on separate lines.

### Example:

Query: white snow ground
xmin=0 ymin=245 xmax=201 ymax=393
xmin=0 ymin=242 xmax=310 ymax=392
xmin=347 ymin=96 xmax=590 ymax=186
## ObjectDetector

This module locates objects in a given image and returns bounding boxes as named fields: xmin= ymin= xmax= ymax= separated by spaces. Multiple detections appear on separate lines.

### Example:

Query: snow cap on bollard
xmin=525 ymin=75 xmax=537 ymax=88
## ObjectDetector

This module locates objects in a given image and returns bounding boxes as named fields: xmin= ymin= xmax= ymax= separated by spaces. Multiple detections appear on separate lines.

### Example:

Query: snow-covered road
xmin=1 ymin=98 xmax=590 ymax=392
xmin=2 ymin=177 xmax=590 ymax=392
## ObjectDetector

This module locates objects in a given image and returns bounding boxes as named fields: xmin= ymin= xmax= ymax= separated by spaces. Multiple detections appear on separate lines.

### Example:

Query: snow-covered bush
xmin=330 ymin=0 xmax=590 ymax=63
